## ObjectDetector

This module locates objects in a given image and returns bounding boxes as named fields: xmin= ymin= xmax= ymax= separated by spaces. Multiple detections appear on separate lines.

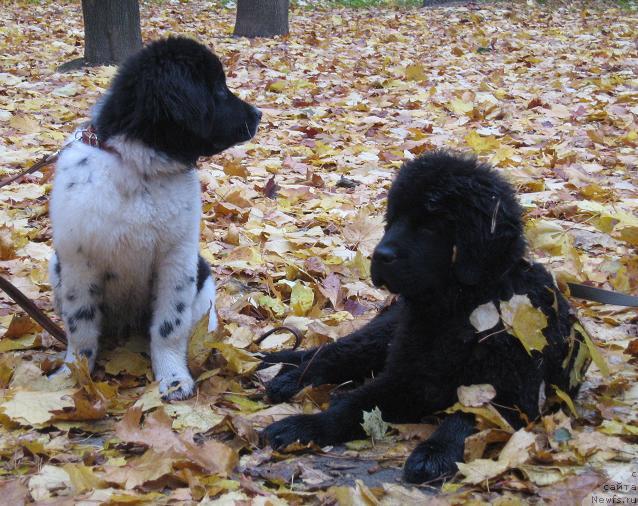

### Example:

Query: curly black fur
xmin=259 ymin=151 xmax=589 ymax=484
xmin=96 ymin=37 xmax=261 ymax=165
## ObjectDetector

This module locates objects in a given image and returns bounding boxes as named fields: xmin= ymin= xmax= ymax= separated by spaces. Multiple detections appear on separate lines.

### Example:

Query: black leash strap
xmin=0 ymin=275 xmax=67 ymax=345
xmin=568 ymin=282 xmax=638 ymax=308
xmin=0 ymin=152 xmax=58 ymax=189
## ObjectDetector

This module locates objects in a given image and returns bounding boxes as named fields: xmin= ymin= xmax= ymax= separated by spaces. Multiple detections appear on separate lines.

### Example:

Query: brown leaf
xmin=115 ymin=407 xmax=237 ymax=475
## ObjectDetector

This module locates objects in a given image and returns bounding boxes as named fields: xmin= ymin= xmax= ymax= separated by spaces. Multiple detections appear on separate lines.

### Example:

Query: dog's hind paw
xmin=403 ymin=440 xmax=460 ymax=483
xmin=159 ymin=374 xmax=195 ymax=401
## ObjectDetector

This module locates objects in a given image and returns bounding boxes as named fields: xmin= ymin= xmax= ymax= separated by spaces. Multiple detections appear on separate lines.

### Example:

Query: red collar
xmin=77 ymin=125 xmax=119 ymax=156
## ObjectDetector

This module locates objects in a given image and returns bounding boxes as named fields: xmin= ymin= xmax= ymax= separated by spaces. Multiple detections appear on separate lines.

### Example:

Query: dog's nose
xmin=253 ymin=107 xmax=262 ymax=121
xmin=373 ymin=245 xmax=397 ymax=264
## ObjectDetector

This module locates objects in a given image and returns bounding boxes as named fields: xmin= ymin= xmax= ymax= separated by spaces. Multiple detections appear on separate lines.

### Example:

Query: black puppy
xmin=50 ymin=37 xmax=261 ymax=399
xmin=260 ymin=152 xmax=589 ymax=482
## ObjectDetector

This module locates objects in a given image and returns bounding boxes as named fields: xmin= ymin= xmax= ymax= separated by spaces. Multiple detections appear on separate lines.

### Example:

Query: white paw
xmin=49 ymin=363 xmax=72 ymax=378
xmin=158 ymin=373 xmax=195 ymax=401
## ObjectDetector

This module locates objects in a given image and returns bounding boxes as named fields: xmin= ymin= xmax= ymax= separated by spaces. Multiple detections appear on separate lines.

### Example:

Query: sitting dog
xmin=49 ymin=37 xmax=261 ymax=400
xmin=260 ymin=152 xmax=590 ymax=482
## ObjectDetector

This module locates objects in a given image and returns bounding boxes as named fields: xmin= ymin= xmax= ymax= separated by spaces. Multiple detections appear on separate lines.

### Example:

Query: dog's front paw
xmin=265 ymin=369 xmax=305 ymax=403
xmin=262 ymin=414 xmax=327 ymax=450
xmin=159 ymin=373 xmax=195 ymax=401
xmin=403 ymin=440 xmax=461 ymax=483
xmin=48 ymin=363 xmax=72 ymax=379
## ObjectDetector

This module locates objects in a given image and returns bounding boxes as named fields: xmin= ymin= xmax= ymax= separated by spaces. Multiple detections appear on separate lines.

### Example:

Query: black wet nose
xmin=253 ymin=107 xmax=262 ymax=121
xmin=373 ymin=245 xmax=397 ymax=264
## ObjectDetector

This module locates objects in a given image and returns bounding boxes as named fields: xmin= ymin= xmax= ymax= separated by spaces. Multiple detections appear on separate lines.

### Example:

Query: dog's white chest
xmin=50 ymin=140 xmax=202 ymax=325
xmin=51 ymin=141 xmax=199 ymax=262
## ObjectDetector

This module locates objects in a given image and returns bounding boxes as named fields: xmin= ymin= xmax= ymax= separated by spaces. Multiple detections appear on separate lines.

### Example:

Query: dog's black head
xmin=371 ymin=152 xmax=525 ymax=299
xmin=95 ymin=37 xmax=261 ymax=165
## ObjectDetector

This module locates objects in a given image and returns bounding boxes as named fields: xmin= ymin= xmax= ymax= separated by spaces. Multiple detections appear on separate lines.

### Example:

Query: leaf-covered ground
xmin=0 ymin=0 xmax=637 ymax=503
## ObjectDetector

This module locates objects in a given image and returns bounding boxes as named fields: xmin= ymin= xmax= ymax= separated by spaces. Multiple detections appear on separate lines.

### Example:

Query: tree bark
xmin=234 ymin=0 xmax=289 ymax=38
xmin=423 ymin=0 xmax=458 ymax=5
xmin=81 ymin=0 xmax=142 ymax=65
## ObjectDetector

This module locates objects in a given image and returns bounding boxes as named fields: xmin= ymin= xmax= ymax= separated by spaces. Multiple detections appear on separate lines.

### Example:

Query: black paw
xmin=265 ymin=369 xmax=305 ymax=403
xmin=403 ymin=440 xmax=461 ymax=483
xmin=261 ymin=414 xmax=326 ymax=450
xmin=258 ymin=349 xmax=306 ymax=371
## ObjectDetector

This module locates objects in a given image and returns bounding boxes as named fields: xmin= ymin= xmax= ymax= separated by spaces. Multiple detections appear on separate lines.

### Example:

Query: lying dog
xmin=260 ymin=152 xmax=590 ymax=482
xmin=49 ymin=37 xmax=261 ymax=400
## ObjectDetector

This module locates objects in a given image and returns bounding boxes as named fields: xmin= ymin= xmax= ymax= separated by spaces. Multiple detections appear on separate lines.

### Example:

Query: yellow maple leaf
xmin=449 ymin=98 xmax=474 ymax=115
xmin=500 ymin=294 xmax=548 ymax=354
xmin=465 ymin=130 xmax=501 ymax=154
xmin=405 ymin=64 xmax=427 ymax=81
xmin=104 ymin=348 xmax=150 ymax=377
xmin=209 ymin=342 xmax=260 ymax=375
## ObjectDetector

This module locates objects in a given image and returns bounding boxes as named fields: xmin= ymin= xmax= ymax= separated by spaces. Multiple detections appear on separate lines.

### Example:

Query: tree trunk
xmin=423 ymin=0 xmax=458 ymax=5
xmin=82 ymin=0 xmax=142 ymax=65
xmin=234 ymin=0 xmax=289 ymax=38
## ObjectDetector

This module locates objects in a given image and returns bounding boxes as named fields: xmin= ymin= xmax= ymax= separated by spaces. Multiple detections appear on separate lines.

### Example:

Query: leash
xmin=0 ymin=271 xmax=304 ymax=350
xmin=0 ymin=125 xmax=116 ymax=190
xmin=567 ymin=282 xmax=638 ymax=308
xmin=0 ymin=275 xmax=67 ymax=345
xmin=0 ymin=124 xmax=120 ymax=346
xmin=0 ymin=152 xmax=59 ymax=189
xmin=254 ymin=326 xmax=303 ymax=350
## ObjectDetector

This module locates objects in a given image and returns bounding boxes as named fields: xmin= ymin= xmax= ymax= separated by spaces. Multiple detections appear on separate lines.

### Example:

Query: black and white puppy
xmin=49 ymin=37 xmax=261 ymax=400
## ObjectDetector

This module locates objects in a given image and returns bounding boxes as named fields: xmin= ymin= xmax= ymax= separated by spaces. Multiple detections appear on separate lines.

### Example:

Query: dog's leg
xmin=150 ymin=250 xmax=199 ymax=401
xmin=262 ymin=371 xmax=451 ymax=450
xmin=261 ymin=302 xmax=401 ymax=402
xmin=50 ymin=251 xmax=103 ymax=372
xmin=403 ymin=412 xmax=475 ymax=483
xmin=191 ymin=255 xmax=217 ymax=332
xmin=49 ymin=252 xmax=63 ymax=316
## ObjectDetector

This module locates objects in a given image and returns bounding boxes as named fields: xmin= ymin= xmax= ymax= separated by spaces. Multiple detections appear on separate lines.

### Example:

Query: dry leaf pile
xmin=0 ymin=0 xmax=637 ymax=503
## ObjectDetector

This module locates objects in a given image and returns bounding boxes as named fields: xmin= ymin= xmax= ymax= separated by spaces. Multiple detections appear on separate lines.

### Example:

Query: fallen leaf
xmin=457 ymin=384 xmax=497 ymax=407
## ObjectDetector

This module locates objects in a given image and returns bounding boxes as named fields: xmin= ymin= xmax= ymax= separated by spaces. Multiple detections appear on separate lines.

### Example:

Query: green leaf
xmin=360 ymin=407 xmax=388 ymax=442
xmin=290 ymin=282 xmax=314 ymax=316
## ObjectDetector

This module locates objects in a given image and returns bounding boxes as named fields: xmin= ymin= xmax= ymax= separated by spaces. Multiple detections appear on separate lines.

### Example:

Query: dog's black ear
xmin=452 ymin=173 xmax=525 ymax=286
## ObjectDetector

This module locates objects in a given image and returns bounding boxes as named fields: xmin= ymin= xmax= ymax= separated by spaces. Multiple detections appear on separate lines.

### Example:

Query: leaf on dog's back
xmin=469 ymin=302 xmax=500 ymax=333
xmin=500 ymin=294 xmax=548 ymax=355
